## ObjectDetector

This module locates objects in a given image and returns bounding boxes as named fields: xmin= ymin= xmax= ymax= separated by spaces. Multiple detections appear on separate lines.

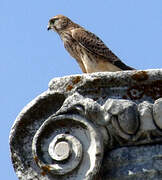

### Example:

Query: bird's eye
xmin=50 ymin=19 xmax=55 ymax=25
xmin=50 ymin=18 xmax=59 ymax=25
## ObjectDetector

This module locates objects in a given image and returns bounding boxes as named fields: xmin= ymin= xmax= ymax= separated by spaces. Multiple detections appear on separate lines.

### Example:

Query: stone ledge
xmin=10 ymin=69 xmax=162 ymax=180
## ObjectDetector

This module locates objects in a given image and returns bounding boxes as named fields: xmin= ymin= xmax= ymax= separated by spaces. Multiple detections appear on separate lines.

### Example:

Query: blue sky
xmin=1 ymin=0 xmax=162 ymax=179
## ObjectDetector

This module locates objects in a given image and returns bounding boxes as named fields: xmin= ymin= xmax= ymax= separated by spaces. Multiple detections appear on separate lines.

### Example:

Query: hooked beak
xmin=47 ymin=24 xmax=51 ymax=31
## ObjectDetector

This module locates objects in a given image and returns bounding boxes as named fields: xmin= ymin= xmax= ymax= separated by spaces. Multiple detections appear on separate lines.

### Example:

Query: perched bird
xmin=47 ymin=15 xmax=134 ymax=73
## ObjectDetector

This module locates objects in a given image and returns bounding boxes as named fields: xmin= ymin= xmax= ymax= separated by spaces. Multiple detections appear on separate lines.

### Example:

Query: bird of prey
xmin=47 ymin=15 xmax=134 ymax=73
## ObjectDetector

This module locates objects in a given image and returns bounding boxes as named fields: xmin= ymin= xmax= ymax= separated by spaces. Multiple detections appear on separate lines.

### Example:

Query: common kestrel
xmin=47 ymin=15 xmax=134 ymax=73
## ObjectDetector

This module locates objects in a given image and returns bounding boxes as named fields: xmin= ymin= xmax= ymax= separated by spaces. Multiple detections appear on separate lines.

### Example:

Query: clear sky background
xmin=1 ymin=0 xmax=162 ymax=179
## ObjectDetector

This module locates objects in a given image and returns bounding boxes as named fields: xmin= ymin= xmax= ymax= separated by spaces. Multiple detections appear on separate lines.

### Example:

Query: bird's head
xmin=47 ymin=15 xmax=73 ymax=33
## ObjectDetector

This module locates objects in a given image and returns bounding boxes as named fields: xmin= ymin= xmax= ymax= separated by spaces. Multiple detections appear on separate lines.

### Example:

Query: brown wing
xmin=71 ymin=28 xmax=135 ymax=70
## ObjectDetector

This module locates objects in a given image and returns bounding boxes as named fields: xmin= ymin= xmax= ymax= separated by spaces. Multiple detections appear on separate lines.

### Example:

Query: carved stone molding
xmin=10 ymin=69 xmax=162 ymax=180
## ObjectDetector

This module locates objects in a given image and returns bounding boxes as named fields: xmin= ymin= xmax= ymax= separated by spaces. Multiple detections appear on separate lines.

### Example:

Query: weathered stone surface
xmin=153 ymin=98 xmax=162 ymax=129
xmin=138 ymin=101 xmax=155 ymax=130
xmin=104 ymin=99 xmax=139 ymax=135
xmin=101 ymin=144 xmax=162 ymax=180
xmin=10 ymin=69 xmax=162 ymax=180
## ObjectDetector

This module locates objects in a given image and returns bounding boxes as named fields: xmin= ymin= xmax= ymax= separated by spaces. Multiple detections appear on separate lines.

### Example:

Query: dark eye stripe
xmin=50 ymin=18 xmax=59 ymax=24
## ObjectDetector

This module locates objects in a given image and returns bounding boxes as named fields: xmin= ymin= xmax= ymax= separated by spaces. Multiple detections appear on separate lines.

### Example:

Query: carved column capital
xmin=10 ymin=69 xmax=162 ymax=180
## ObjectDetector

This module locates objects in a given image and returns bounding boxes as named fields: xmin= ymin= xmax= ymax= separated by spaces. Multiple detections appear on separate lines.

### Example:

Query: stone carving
xmin=32 ymin=113 xmax=103 ymax=179
xmin=10 ymin=70 xmax=162 ymax=180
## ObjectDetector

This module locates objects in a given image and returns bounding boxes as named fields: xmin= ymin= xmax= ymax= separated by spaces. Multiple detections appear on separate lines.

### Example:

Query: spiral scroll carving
xmin=32 ymin=114 xmax=103 ymax=179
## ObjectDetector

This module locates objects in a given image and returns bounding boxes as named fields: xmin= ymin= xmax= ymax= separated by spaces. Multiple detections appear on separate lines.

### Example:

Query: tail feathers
xmin=114 ymin=60 xmax=135 ymax=70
